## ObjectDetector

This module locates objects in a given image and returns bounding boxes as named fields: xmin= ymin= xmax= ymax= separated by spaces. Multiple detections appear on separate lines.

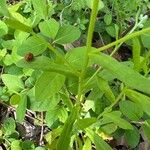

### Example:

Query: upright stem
xmin=77 ymin=0 xmax=99 ymax=102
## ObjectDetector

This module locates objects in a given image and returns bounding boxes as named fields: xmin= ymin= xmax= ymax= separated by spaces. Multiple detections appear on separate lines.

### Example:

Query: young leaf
xmin=57 ymin=106 xmax=78 ymax=150
xmin=103 ymin=111 xmax=133 ymax=130
xmin=11 ymin=140 xmax=22 ymax=150
xmin=132 ymin=37 xmax=141 ymax=71
xmin=54 ymin=25 xmax=81 ymax=44
xmin=125 ymin=89 xmax=150 ymax=116
xmin=97 ymin=76 xmax=115 ymax=103
xmin=16 ymin=95 xmax=27 ymax=123
xmin=89 ymin=53 xmax=150 ymax=95
xmin=35 ymin=72 xmax=65 ymax=101
xmin=39 ymin=19 xmax=60 ymax=39
xmin=124 ymin=126 xmax=140 ymax=148
xmin=31 ymin=0 xmax=47 ymax=20
xmin=1 ymin=74 xmax=24 ymax=92
xmin=119 ymin=100 xmax=143 ymax=121
xmin=17 ymin=35 xmax=48 ymax=56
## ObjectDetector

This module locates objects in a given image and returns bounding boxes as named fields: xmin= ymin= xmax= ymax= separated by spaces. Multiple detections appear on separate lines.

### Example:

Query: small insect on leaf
xmin=24 ymin=53 xmax=34 ymax=62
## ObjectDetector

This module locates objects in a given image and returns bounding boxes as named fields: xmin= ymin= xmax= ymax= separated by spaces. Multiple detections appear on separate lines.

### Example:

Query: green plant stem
xmin=93 ymin=27 xmax=150 ymax=53
xmin=97 ymin=87 xmax=126 ymax=120
xmin=77 ymin=0 xmax=99 ymax=102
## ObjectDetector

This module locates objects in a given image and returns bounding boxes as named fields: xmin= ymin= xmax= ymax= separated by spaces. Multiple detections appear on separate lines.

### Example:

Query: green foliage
xmin=0 ymin=0 xmax=150 ymax=149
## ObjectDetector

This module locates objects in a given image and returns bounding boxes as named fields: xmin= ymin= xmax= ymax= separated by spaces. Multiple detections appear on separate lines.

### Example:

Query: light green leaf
xmin=132 ymin=37 xmax=141 ymax=71
xmin=39 ymin=19 xmax=60 ymax=39
xmin=0 ymin=20 xmax=8 ymax=37
xmin=16 ymin=95 xmax=27 ymax=123
xmin=31 ymin=0 xmax=47 ymax=19
xmin=17 ymin=35 xmax=48 ymax=56
xmin=76 ymin=118 xmax=97 ymax=130
xmin=125 ymin=89 xmax=150 ymax=116
xmin=85 ymin=0 xmax=104 ymax=10
xmin=104 ymin=14 xmax=112 ymax=25
xmin=5 ymin=18 xmax=32 ymax=32
xmin=89 ymin=53 xmax=150 ymax=95
xmin=54 ymin=25 xmax=81 ymax=44
xmin=142 ymin=119 xmax=150 ymax=140
xmin=119 ymin=100 xmax=143 ymax=121
xmin=103 ymin=111 xmax=133 ymax=130
xmin=1 ymin=74 xmax=24 ymax=92
xmin=97 ymin=76 xmax=115 ymax=103
xmin=0 ymin=0 xmax=10 ymax=17
xmin=35 ymin=72 xmax=65 ymax=101
xmin=125 ymin=127 xmax=140 ymax=148
xmin=94 ymin=133 xmax=113 ymax=150
xmin=82 ymin=138 xmax=92 ymax=150
xmin=57 ymin=106 xmax=78 ymax=150
xmin=11 ymin=140 xmax=22 ymax=150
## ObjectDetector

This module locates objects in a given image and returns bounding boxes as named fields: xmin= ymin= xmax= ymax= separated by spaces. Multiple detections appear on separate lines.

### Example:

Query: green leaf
xmin=3 ymin=118 xmax=16 ymax=135
xmin=22 ymin=140 xmax=35 ymax=150
xmin=16 ymin=95 xmax=27 ymax=122
xmin=39 ymin=19 xmax=60 ymax=39
xmin=57 ymin=106 xmax=78 ymax=150
xmin=101 ymin=123 xmax=118 ymax=134
xmin=45 ymin=106 xmax=61 ymax=127
xmin=31 ymin=0 xmax=47 ymax=20
xmin=65 ymin=47 xmax=86 ymax=70
xmin=125 ymin=127 xmax=140 ymax=148
xmin=17 ymin=56 xmax=76 ymax=76
xmin=11 ymin=140 xmax=22 ymax=150
xmin=132 ymin=37 xmax=141 ymax=71
xmin=82 ymin=138 xmax=92 ymax=150
xmin=141 ymin=20 xmax=150 ymax=48
xmin=54 ymin=25 xmax=81 ymax=44
xmin=142 ymin=119 xmax=150 ymax=140
xmin=35 ymin=72 xmax=65 ymax=101
xmin=76 ymin=118 xmax=97 ymax=130
xmin=125 ymin=89 xmax=150 ymax=116
xmin=10 ymin=94 xmax=21 ymax=105
xmin=97 ymin=76 xmax=115 ymax=103
xmin=94 ymin=133 xmax=113 ymax=150
xmin=103 ymin=111 xmax=133 ymax=130
xmin=0 ymin=20 xmax=8 ymax=37
xmin=0 ymin=0 xmax=10 ymax=17
xmin=1 ymin=74 xmax=24 ymax=92
xmin=85 ymin=0 xmax=104 ymax=10
xmin=119 ymin=100 xmax=143 ymax=121
xmin=89 ymin=53 xmax=150 ymax=95
xmin=17 ymin=35 xmax=48 ymax=56
xmin=104 ymin=14 xmax=112 ymax=25
xmin=5 ymin=18 xmax=32 ymax=32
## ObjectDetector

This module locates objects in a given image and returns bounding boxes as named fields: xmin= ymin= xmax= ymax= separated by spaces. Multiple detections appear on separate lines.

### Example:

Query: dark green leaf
xmin=125 ymin=127 xmax=140 ymax=148
xmin=119 ymin=100 xmax=143 ymax=121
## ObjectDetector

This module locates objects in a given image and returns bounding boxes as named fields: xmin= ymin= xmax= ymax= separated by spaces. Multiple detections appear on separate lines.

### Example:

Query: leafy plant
xmin=0 ymin=0 xmax=150 ymax=149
